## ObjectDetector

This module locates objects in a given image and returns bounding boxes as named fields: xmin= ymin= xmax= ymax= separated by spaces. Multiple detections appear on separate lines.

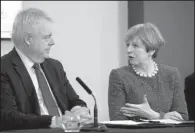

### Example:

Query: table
xmin=1 ymin=126 xmax=194 ymax=133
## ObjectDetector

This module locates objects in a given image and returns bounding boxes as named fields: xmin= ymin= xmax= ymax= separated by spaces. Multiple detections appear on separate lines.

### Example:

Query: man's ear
xmin=24 ymin=33 xmax=32 ymax=46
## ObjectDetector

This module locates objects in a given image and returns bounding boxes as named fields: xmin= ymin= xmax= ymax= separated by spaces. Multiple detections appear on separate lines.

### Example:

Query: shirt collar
xmin=15 ymin=47 xmax=34 ymax=69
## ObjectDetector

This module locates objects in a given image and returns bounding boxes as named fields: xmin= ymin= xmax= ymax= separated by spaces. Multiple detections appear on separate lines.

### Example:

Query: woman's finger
xmin=169 ymin=115 xmax=182 ymax=121
xmin=120 ymin=109 xmax=129 ymax=114
xmin=166 ymin=114 xmax=183 ymax=121
xmin=123 ymin=113 xmax=136 ymax=117
xmin=120 ymin=107 xmax=137 ymax=112
xmin=172 ymin=114 xmax=183 ymax=121
xmin=120 ymin=109 xmax=136 ymax=115
xmin=125 ymin=103 xmax=139 ymax=109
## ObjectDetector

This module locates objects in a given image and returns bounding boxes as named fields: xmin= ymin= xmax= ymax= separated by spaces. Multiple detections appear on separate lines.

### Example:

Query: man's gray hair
xmin=11 ymin=8 xmax=53 ymax=45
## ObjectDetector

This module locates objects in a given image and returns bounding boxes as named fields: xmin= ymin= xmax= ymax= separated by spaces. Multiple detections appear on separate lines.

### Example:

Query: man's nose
xmin=49 ymin=38 xmax=55 ymax=46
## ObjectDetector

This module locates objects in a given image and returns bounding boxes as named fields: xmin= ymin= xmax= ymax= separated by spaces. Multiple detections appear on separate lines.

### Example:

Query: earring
xmin=149 ymin=50 xmax=155 ymax=57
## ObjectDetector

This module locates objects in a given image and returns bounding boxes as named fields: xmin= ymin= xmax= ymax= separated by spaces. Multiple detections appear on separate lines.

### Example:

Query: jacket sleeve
xmin=170 ymin=68 xmax=189 ymax=120
xmin=108 ymin=69 xmax=128 ymax=120
xmin=0 ymin=68 xmax=53 ymax=131
xmin=57 ymin=61 xmax=87 ymax=110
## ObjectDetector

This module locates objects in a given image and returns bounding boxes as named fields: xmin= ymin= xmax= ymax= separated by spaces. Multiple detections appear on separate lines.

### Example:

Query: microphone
xmin=76 ymin=77 xmax=92 ymax=95
xmin=76 ymin=77 xmax=107 ymax=132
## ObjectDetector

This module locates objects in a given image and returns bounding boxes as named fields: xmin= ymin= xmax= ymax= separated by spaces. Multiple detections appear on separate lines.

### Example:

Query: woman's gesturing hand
xmin=120 ymin=95 xmax=160 ymax=120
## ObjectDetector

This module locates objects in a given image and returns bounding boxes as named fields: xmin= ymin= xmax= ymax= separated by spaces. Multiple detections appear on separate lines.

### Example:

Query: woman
xmin=108 ymin=23 xmax=188 ymax=121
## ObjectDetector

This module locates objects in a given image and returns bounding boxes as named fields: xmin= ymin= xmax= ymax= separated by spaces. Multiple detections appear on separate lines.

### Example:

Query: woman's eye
xmin=132 ymin=44 xmax=138 ymax=47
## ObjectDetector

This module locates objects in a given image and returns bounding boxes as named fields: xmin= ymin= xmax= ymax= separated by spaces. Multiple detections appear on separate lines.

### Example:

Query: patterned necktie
xmin=33 ymin=64 xmax=60 ymax=116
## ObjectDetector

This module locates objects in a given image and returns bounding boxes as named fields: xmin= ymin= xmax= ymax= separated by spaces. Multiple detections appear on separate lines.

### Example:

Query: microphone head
xmin=76 ymin=77 xmax=92 ymax=94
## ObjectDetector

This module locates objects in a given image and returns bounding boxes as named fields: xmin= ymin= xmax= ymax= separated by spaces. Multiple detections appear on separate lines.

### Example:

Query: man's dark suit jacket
xmin=0 ymin=48 xmax=87 ymax=131
xmin=184 ymin=72 xmax=194 ymax=120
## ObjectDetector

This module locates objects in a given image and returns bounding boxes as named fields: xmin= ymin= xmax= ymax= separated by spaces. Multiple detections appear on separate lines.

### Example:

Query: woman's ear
xmin=148 ymin=50 xmax=155 ymax=57
xmin=24 ymin=33 xmax=32 ymax=46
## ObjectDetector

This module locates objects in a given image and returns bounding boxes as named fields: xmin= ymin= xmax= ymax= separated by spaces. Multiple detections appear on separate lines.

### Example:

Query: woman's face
xmin=127 ymin=36 xmax=151 ymax=66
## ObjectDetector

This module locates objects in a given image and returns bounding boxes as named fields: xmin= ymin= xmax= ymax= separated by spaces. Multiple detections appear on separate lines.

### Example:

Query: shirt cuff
xmin=159 ymin=112 xmax=165 ymax=119
xmin=50 ymin=116 xmax=57 ymax=128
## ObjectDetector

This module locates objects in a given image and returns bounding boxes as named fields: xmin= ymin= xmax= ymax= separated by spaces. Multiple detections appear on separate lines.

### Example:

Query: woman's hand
xmin=120 ymin=95 xmax=160 ymax=119
xmin=164 ymin=111 xmax=183 ymax=121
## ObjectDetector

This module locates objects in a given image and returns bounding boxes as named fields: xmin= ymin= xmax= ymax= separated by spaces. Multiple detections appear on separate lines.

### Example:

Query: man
xmin=0 ymin=8 xmax=91 ymax=131
xmin=184 ymin=72 xmax=195 ymax=120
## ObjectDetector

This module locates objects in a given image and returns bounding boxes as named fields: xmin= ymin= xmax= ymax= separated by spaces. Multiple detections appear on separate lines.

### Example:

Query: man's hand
xmin=120 ymin=95 xmax=160 ymax=120
xmin=164 ymin=111 xmax=183 ymax=121
xmin=71 ymin=106 xmax=92 ymax=124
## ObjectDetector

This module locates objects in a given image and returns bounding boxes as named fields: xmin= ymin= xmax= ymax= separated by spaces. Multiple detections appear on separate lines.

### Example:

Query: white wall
xmin=144 ymin=1 xmax=194 ymax=88
xmin=0 ymin=1 xmax=127 ymax=121
xmin=1 ymin=40 xmax=13 ymax=56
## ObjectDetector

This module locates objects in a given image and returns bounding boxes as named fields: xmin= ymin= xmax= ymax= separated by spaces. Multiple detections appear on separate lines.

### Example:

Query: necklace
xmin=132 ymin=61 xmax=158 ymax=78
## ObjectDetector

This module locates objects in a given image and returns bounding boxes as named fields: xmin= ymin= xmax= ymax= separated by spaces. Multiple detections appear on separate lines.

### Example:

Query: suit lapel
xmin=11 ymin=48 xmax=67 ymax=114
xmin=11 ymin=48 xmax=40 ymax=114
xmin=41 ymin=61 xmax=67 ymax=113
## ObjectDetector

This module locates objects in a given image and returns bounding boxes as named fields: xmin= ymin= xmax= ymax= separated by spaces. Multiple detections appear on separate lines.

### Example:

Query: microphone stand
xmin=91 ymin=93 xmax=98 ymax=127
xmin=81 ymin=93 xmax=107 ymax=132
